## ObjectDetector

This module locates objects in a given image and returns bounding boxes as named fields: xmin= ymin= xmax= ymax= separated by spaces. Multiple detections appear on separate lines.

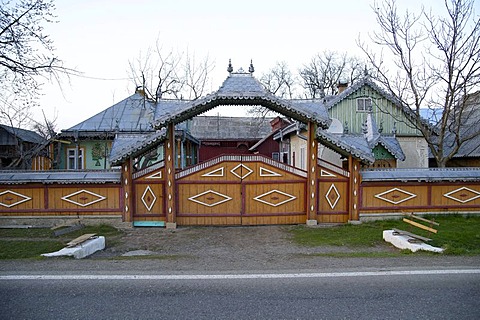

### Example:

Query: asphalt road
xmin=1 ymin=270 xmax=479 ymax=319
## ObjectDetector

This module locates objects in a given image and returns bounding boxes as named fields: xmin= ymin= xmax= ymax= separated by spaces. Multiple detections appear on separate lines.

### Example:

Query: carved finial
xmin=249 ymin=59 xmax=255 ymax=73
xmin=364 ymin=65 xmax=369 ymax=77
xmin=392 ymin=122 xmax=397 ymax=137
xmin=379 ymin=121 xmax=383 ymax=133
xmin=227 ymin=59 xmax=233 ymax=73
xmin=362 ymin=119 xmax=368 ymax=134
xmin=344 ymin=121 xmax=349 ymax=134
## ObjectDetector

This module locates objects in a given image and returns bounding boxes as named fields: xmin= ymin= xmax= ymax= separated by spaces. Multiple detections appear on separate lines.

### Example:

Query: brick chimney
xmin=270 ymin=117 xmax=291 ymax=131
xmin=337 ymin=81 xmax=348 ymax=94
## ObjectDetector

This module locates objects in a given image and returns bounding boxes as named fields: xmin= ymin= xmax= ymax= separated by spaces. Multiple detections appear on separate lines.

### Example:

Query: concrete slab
xmin=122 ymin=250 xmax=156 ymax=256
xmin=42 ymin=236 xmax=105 ymax=259
xmin=383 ymin=230 xmax=444 ymax=253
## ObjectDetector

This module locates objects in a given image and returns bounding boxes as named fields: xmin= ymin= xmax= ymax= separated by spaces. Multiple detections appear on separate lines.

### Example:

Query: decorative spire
xmin=249 ymin=59 xmax=255 ymax=73
xmin=344 ymin=121 xmax=349 ymax=134
xmin=363 ymin=65 xmax=369 ymax=78
xmin=392 ymin=122 xmax=397 ymax=137
xmin=227 ymin=59 xmax=233 ymax=73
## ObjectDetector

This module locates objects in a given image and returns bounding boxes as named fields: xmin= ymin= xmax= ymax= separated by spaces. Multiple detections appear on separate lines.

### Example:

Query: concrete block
xmin=306 ymin=220 xmax=318 ymax=226
xmin=42 ymin=236 xmax=105 ymax=259
xmin=166 ymin=222 xmax=177 ymax=229
xmin=383 ymin=230 xmax=443 ymax=253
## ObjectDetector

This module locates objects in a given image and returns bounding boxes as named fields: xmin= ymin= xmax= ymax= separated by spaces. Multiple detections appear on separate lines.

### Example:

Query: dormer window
xmin=356 ymin=98 xmax=372 ymax=112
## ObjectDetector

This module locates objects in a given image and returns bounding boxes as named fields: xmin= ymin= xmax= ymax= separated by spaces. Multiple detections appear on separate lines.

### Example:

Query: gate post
xmin=165 ymin=122 xmax=177 ymax=228
xmin=122 ymin=158 xmax=133 ymax=223
xmin=348 ymin=156 xmax=361 ymax=222
xmin=306 ymin=121 xmax=318 ymax=225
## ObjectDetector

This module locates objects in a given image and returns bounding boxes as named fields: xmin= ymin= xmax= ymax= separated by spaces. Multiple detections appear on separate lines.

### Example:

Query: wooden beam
xmin=403 ymin=218 xmax=438 ymax=233
xmin=392 ymin=228 xmax=432 ymax=242
xmin=405 ymin=213 xmax=440 ymax=226
xmin=306 ymin=121 xmax=318 ymax=222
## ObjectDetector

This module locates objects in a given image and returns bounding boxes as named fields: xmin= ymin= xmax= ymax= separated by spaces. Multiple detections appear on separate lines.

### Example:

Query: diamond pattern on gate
xmin=253 ymin=189 xmax=296 ymax=207
xmin=61 ymin=189 xmax=106 ymax=207
xmin=0 ymin=190 xmax=31 ymax=208
xmin=443 ymin=187 xmax=480 ymax=203
xmin=230 ymin=163 xmax=253 ymax=180
xmin=325 ymin=184 xmax=340 ymax=209
xmin=141 ymin=185 xmax=157 ymax=211
xmin=188 ymin=190 xmax=233 ymax=207
xmin=374 ymin=188 xmax=417 ymax=205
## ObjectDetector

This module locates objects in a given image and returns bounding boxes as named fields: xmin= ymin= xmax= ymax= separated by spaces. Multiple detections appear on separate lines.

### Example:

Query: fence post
xmin=165 ymin=122 xmax=177 ymax=228
xmin=306 ymin=121 xmax=318 ymax=225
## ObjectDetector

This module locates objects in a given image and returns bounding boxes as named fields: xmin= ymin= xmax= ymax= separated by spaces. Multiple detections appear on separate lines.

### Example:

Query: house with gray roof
xmin=0 ymin=124 xmax=48 ymax=169
xmin=324 ymin=75 xmax=430 ymax=168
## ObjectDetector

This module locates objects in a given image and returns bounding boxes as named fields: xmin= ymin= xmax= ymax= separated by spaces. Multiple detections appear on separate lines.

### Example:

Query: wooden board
xmin=392 ymin=228 xmax=431 ymax=242
xmin=67 ymin=233 xmax=97 ymax=247
xmin=403 ymin=218 xmax=438 ymax=233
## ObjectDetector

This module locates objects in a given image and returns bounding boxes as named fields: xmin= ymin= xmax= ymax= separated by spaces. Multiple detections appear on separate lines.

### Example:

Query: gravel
xmin=1 ymin=225 xmax=479 ymax=273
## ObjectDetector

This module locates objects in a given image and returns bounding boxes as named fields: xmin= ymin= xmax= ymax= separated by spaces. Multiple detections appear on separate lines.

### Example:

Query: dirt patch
xmin=93 ymin=225 xmax=395 ymax=270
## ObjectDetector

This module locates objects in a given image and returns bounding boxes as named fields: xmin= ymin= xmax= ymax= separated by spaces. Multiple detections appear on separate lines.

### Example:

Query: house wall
xmin=329 ymin=86 xmax=421 ymax=137
xmin=254 ymin=136 xmax=280 ymax=160
xmin=396 ymin=137 xmax=428 ymax=168
xmin=59 ymin=140 xmax=112 ymax=170
xmin=289 ymin=135 xmax=307 ymax=169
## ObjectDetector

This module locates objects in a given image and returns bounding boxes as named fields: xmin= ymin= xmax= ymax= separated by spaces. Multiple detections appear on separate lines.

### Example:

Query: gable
xmin=372 ymin=144 xmax=395 ymax=159
xmin=328 ymin=81 xmax=423 ymax=137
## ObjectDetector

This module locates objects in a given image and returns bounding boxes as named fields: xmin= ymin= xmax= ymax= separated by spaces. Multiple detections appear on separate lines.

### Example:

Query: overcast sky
xmin=38 ymin=0 xmax=451 ymax=130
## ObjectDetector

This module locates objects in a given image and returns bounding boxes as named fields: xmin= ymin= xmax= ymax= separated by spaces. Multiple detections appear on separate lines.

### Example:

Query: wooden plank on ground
xmin=53 ymin=223 xmax=84 ymax=237
xmin=392 ymin=228 xmax=432 ymax=242
xmin=405 ymin=214 xmax=439 ymax=226
xmin=67 ymin=233 xmax=96 ymax=247
xmin=403 ymin=218 xmax=438 ymax=233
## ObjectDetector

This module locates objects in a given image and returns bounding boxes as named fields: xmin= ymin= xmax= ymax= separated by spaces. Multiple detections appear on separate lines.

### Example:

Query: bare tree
xmin=359 ymin=0 xmax=480 ymax=167
xmin=260 ymin=61 xmax=296 ymax=98
xmin=0 ymin=0 xmax=74 ymax=127
xmin=248 ymin=61 xmax=297 ymax=119
xmin=299 ymin=51 xmax=366 ymax=98
xmin=129 ymin=39 xmax=214 ymax=102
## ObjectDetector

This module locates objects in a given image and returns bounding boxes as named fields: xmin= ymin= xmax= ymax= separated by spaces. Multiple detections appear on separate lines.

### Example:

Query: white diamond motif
xmin=141 ymin=185 xmax=157 ymax=211
xmin=188 ymin=190 xmax=232 ymax=207
xmin=230 ymin=164 xmax=253 ymax=179
xmin=61 ymin=189 xmax=106 ymax=207
xmin=253 ymin=189 xmax=296 ymax=207
xmin=0 ymin=190 xmax=31 ymax=208
xmin=374 ymin=188 xmax=417 ymax=204
xmin=325 ymin=184 xmax=340 ymax=209
xmin=443 ymin=187 xmax=480 ymax=203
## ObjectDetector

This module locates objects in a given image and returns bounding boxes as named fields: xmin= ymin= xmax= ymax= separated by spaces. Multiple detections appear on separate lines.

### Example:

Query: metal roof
xmin=441 ymin=93 xmax=480 ymax=159
xmin=0 ymin=125 xmax=45 ymax=144
xmin=153 ymin=72 xmax=331 ymax=129
xmin=361 ymin=167 xmax=480 ymax=182
xmin=317 ymin=131 xmax=376 ymax=164
xmin=0 ymin=170 xmax=121 ymax=184
xmin=60 ymin=93 xmax=156 ymax=137
xmin=109 ymin=130 xmax=167 ymax=166
xmin=188 ymin=116 xmax=274 ymax=140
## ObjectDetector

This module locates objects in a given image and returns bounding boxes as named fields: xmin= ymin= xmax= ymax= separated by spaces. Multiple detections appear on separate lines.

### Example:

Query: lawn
xmin=0 ymin=224 xmax=122 ymax=260
xmin=289 ymin=215 xmax=480 ymax=255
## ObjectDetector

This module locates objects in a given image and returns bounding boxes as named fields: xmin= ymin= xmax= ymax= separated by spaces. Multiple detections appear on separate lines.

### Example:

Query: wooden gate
xmin=175 ymin=155 xmax=307 ymax=226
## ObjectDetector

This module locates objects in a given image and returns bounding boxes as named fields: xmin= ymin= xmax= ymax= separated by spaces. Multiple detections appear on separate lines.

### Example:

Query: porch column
xmin=348 ymin=156 xmax=361 ymax=222
xmin=122 ymin=159 xmax=133 ymax=223
xmin=165 ymin=122 xmax=177 ymax=228
xmin=306 ymin=121 xmax=318 ymax=225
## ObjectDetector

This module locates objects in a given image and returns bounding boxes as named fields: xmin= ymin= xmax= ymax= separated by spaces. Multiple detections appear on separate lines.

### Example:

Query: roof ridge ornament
xmin=249 ymin=59 xmax=255 ymax=73
xmin=227 ymin=59 xmax=233 ymax=73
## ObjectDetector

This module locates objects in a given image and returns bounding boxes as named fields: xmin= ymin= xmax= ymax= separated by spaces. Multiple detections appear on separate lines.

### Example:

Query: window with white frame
xmin=356 ymin=97 xmax=372 ymax=112
xmin=67 ymin=147 xmax=84 ymax=170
